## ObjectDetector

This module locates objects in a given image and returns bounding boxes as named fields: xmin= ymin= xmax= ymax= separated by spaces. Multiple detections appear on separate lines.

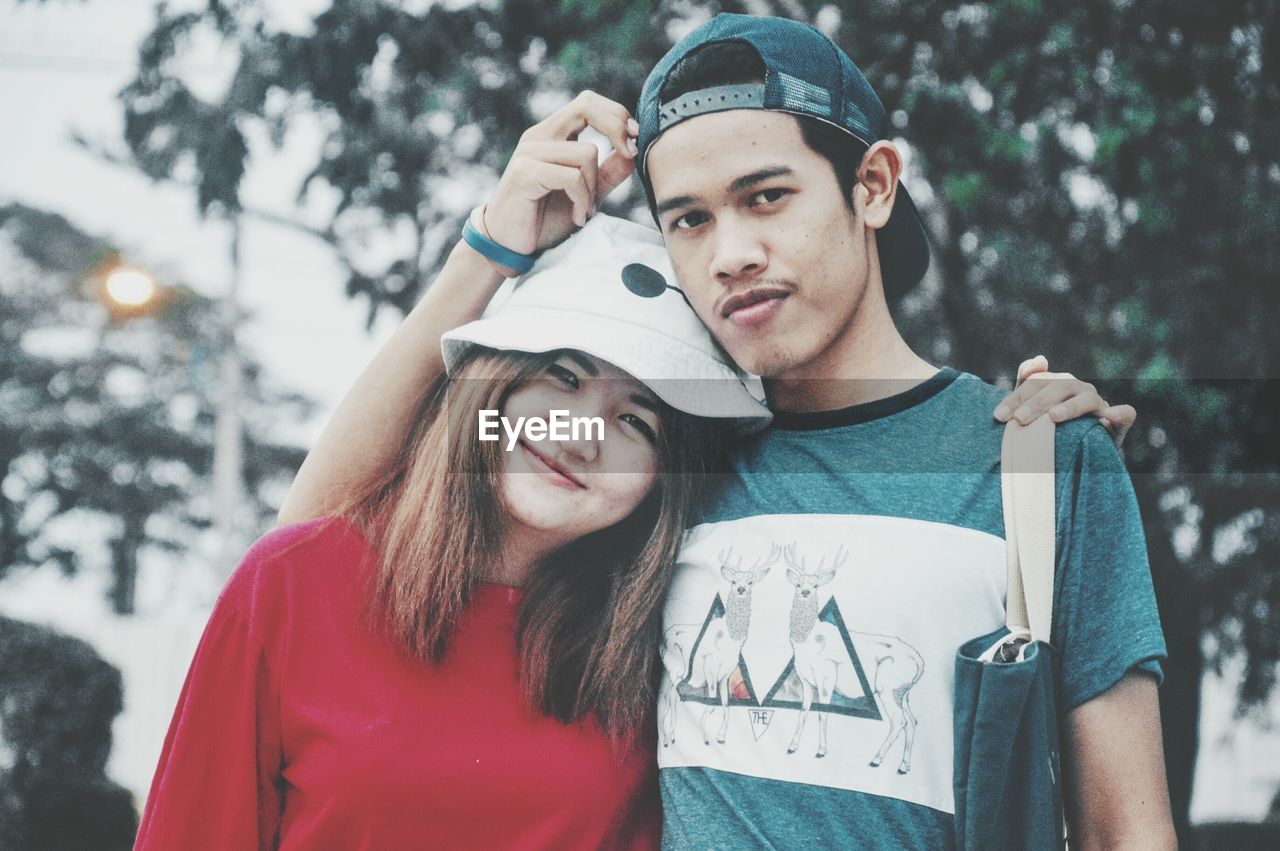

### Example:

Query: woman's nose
xmin=553 ymin=399 xmax=603 ymax=465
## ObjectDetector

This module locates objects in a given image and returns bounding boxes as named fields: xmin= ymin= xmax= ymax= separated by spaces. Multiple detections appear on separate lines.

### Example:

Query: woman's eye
xmin=547 ymin=363 xmax=579 ymax=389
xmin=671 ymin=211 xmax=708 ymax=231
xmin=620 ymin=413 xmax=657 ymax=444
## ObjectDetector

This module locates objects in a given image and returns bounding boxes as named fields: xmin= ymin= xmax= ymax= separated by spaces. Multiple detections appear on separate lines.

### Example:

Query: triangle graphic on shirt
xmin=759 ymin=599 xmax=882 ymax=719
xmin=747 ymin=708 xmax=774 ymax=740
xmin=673 ymin=594 xmax=761 ymax=707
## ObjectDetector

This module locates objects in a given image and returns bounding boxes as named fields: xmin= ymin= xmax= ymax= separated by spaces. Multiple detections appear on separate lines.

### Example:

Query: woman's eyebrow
xmin=561 ymin=351 xmax=601 ymax=376
xmin=629 ymin=393 xmax=661 ymax=414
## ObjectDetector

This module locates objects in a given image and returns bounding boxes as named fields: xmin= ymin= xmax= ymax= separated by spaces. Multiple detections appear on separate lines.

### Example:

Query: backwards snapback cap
xmin=635 ymin=13 xmax=931 ymax=300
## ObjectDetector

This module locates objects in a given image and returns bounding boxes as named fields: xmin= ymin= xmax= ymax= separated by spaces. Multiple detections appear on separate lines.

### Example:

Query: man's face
xmin=647 ymin=110 xmax=871 ymax=380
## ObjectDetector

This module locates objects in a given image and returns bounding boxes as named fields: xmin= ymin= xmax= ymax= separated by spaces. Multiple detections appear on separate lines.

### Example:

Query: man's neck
xmin=764 ymin=277 xmax=936 ymax=414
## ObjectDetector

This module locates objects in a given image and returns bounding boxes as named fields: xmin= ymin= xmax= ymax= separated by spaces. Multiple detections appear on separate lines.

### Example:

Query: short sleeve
xmin=1051 ymin=423 xmax=1167 ymax=711
xmin=134 ymin=598 xmax=284 ymax=850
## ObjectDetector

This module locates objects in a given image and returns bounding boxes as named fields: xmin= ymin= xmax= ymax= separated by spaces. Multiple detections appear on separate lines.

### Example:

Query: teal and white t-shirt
xmin=657 ymin=369 xmax=1166 ymax=850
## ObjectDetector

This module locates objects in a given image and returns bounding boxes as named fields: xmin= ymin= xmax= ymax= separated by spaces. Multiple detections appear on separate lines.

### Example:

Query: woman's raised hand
xmin=482 ymin=91 xmax=639 ymax=264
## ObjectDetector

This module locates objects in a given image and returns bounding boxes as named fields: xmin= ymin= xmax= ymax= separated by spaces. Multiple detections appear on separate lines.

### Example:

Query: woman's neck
xmin=484 ymin=523 xmax=561 ymax=586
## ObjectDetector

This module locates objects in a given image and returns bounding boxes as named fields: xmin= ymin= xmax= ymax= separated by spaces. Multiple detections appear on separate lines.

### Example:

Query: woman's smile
xmin=518 ymin=440 xmax=586 ymax=490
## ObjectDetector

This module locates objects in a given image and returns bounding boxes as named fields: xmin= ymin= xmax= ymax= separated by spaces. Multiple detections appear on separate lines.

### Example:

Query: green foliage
xmin=115 ymin=0 xmax=681 ymax=323
xmin=0 ymin=616 xmax=136 ymax=849
xmin=944 ymin=172 xmax=985 ymax=210
xmin=0 ymin=204 xmax=309 ymax=613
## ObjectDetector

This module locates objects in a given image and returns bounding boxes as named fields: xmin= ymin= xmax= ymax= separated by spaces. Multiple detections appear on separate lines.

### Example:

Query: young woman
xmin=138 ymin=97 xmax=1133 ymax=849
xmin=135 ymin=208 xmax=771 ymax=848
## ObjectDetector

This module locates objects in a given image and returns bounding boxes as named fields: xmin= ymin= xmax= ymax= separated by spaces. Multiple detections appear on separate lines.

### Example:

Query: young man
xmin=635 ymin=14 xmax=1173 ymax=850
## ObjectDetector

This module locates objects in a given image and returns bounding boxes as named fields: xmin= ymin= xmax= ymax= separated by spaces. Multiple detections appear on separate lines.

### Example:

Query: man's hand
xmin=482 ymin=90 xmax=639 ymax=262
xmin=994 ymin=355 xmax=1138 ymax=446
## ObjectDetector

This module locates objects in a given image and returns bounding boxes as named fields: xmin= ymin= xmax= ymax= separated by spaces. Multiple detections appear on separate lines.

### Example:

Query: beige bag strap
xmin=1001 ymin=416 xmax=1057 ymax=643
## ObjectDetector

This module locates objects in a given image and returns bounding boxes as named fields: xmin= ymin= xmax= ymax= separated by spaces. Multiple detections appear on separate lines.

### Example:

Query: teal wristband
xmin=462 ymin=208 xmax=537 ymax=275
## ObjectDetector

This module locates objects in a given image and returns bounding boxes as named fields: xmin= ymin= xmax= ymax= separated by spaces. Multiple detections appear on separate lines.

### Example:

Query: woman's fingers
xmin=995 ymin=374 xmax=1052 ymax=421
xmin=994 ymin=362 xmax=1137 ymax=445
xmin=486 ymin=156 xmax=593 ymax=252
xmin=514 ymin=140 xmax=600 ymax=209
xmin=597 ymin=149 xmax=637 ymax=201
xmin=482 ymin=91 xmax=639 ymax=254
xmin=994 ymin=373 xmax=1100 ymax=424
xmin=1016 ymin=355 xmax=1049 ymax=384
xmin=1098 ymin=404 xmax=1137 ymax=446
xmin=510 ymin=133 xmax=634 ymax=217
xmin=997 ymin=356 xmax=1052 ymax=419
xmin=522 ymin=92 xmax=638 ymax=205
xmin=1042 ymin=385 xmax=1105 ymax=424
xmin=523 ymin=90 xmax=638 ymax=161
xmin=523 ymin=160 xmax=594 ymax=226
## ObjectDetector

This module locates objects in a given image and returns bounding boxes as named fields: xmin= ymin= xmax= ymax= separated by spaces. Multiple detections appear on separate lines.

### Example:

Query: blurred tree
xmin=0 ymin=616 xmax=136 ymax=850
xmin=116 ymin=0 xmax=1279 ymax=837
xmin=0 ymin=203 xmax=309 ymax=614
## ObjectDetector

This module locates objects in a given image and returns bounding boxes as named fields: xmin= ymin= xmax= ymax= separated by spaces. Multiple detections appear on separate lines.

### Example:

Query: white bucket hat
xmin=441 ymin=214 xmax=771 ymax=434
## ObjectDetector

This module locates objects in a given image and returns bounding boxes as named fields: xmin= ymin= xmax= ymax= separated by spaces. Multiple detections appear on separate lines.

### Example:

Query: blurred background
xmin=1 ymin=0 xmax=1276 ymax=848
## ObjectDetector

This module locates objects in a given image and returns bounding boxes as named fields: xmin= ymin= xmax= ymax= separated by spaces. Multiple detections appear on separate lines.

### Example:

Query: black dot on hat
xmin=621 ymin=263 xmax=668 ymax=298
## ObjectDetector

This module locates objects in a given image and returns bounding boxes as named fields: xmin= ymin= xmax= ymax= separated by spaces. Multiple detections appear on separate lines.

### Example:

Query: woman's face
xmin=499 ymin=352 xmax=663 ymax=545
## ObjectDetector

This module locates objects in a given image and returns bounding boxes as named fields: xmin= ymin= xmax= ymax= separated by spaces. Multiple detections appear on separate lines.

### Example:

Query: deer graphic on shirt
xmin=662 ymin=544 xmax=781 ymax=748
xmin=783 ymin=543 xmax=925 ymax=773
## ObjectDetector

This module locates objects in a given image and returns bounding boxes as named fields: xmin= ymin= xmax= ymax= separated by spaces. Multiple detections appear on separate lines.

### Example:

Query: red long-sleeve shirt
xmin=136 ymin=518 xmax=660 ymax=850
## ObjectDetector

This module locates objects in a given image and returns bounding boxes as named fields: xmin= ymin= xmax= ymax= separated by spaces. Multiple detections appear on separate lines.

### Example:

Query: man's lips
xmin=719 ymin=286 xmax=790 ymax=327
xmin=519 ymin=441 xmax=586 ymax=490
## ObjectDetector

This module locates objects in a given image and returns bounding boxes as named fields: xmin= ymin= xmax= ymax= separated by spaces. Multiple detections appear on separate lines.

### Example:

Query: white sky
xmin=1 ymin=0 xmax=395 ymax=440
xmin=1 ymin=0 xmax=1276 ymax=823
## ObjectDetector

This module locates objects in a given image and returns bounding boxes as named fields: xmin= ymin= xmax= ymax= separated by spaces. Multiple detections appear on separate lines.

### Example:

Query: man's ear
xmin=855 ymin=141 xmax=903 ymax=231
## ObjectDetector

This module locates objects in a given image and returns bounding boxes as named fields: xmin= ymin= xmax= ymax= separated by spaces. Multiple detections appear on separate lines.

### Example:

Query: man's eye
xmin=671 ymin=211 xmax=708 ymax=231
xmin=751 ymin=188 xmax=789 ymax=205
xmin=547 ymin=363 xmax=579 ymax=389
xmin=620 ymin=413 xmax=657 ymax=444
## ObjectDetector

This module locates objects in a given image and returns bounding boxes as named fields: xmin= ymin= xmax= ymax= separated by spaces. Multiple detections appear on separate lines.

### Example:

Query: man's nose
xmin=709 ymin=216 xmax=767 ymax=283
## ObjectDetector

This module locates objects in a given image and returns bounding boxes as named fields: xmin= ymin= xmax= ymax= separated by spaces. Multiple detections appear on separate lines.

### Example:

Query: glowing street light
xmin=104 ymin=267 xmax=157 ymax=308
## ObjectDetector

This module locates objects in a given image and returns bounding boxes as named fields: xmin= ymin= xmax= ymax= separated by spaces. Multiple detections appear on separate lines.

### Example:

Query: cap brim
xmin=441 ymin=307 xmax=772 ymax=434
xmin=877 ymin=181 xmax=931 ymax=302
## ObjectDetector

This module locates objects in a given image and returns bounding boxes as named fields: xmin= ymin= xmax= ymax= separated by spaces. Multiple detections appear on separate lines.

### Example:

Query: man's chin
xmin=731 ymin=346 xmax=802 ymax=380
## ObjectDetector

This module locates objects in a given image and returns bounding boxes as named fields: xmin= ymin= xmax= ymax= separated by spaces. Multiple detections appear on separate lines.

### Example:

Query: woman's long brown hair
xmin=343 ymin=348 xmax=726 ymax=739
